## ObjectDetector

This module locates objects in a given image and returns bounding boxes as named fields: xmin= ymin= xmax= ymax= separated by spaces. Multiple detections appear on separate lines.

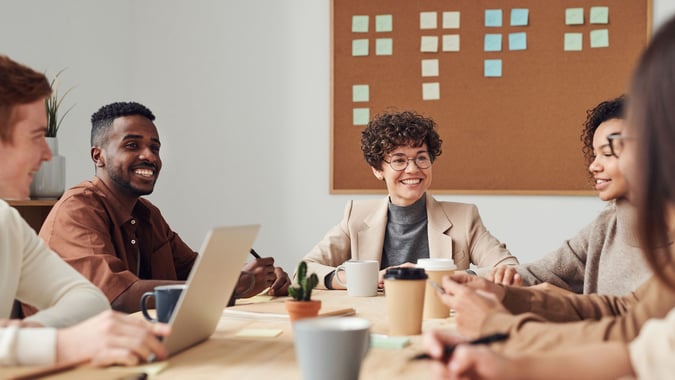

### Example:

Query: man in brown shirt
xmin=39 ymin=101 xmax=291 ymax=312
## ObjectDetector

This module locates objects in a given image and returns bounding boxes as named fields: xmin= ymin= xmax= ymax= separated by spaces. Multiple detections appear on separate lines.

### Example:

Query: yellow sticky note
xmin=421 ymin=59 xmax=439 ymax=77
xmin=235 ymin=329 xmax=283 ymax=338
xmin=442 ymin=11 xmax=460 ymax=29
xmin=420 ymin=11 xmax=437 ymax=29
xmin=422 ymin=82 xmax=440 ymax=100
xmin=442 ymin=34 xmax=460 ymax=52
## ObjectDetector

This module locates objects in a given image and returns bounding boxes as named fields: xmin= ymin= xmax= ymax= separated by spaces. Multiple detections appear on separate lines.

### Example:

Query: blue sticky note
xmin=485 ymin=9 xmax=502 ymax=27
xmin=484 ymin=34 xmax=502 ymax=52
xmin=509 ymin=32 xmax=527 ymax=51
xmin=510 ymin=8 xmax=529 ymax=26
xmin=484 ymin=59 xmax=502 ymax=77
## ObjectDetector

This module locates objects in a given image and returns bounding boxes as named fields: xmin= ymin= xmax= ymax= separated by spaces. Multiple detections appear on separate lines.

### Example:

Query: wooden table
xmin=2 ymin=290 xmax=455 ymax=379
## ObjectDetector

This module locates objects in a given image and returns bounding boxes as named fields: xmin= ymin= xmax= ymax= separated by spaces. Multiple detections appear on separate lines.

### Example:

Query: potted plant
xmin=30 ymin=69 xmax=74 ymax=199
xmin=285 ymin=261 xmax=321 ymax=322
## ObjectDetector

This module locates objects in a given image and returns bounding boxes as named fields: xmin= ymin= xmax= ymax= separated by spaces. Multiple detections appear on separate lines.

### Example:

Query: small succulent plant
xmin=288 ymin=261 xmax=318 ymax=301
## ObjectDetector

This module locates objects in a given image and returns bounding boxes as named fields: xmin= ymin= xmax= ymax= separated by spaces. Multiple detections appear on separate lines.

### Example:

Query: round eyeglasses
xmin=383 ymin=153 xmax=432 ymax=171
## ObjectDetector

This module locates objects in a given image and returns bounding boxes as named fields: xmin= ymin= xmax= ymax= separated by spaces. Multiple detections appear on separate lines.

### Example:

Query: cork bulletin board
xmin=331 ymin=0 xmax=651 ymax=194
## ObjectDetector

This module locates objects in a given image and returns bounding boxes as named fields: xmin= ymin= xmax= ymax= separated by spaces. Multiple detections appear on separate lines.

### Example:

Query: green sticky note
xmin=485 ymin=9 xmax=502 ymax=27
xmin=565 ymin=8 xmax=584 ymax=25
xmin=484 ymin=59 xmax=502 ymax=78
xmin=484 ymin=33 xmax=502 ymax=52
xmin=352 ymin=15 xmax=369 ymax=32
xmin=590 ymin=29 xmax=609 ymax=48
xmin=375 ymin=14 xmax=393 ymax=32
xmin=590 ymin=7 xmax=609 ymax=24
xmin=352 ymin=85 xmax=369 ymax=102
xmin=376 ymin=38 xmax=393 ymax=56
xmin=442 ymin=11 xmax=460 ymax=29
xmin=352 ymin=39 xmax=369 ymax=56
xmin=564 ymin=33 xmax=583 ymax=51
xmin=509 ymin=32 xmax=527 ymax=51
xmin=353 ymin=108 xmax=370 ymax=126
xmin=510 ymin=8 xmax=529 ymax=26
xmin=370 ymin=334 xmax=410 ymax=349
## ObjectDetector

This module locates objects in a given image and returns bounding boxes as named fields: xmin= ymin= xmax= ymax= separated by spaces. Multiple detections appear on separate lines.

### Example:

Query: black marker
xmin=411 ymin=333 xmax=509 ymax=361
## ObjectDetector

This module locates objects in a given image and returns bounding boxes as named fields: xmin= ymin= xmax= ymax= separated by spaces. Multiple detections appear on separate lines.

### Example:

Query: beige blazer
xmin=303 ymin=194 xmax=518 ymax=287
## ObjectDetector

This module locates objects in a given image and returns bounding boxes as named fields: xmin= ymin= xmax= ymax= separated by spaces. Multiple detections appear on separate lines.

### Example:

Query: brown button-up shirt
xmin=39 ymin=176 xmax=198 ymax=303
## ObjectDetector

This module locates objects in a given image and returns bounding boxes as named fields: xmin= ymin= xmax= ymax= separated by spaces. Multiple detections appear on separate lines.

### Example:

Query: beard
xmin=106 ymin=165 xmax=156 ymax=197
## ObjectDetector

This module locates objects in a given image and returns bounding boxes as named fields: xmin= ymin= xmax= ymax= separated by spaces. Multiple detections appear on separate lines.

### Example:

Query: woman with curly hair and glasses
xmin=489 ymin=96 xmax=652 ymax=296
xmin=303 ymin=110 xmax=518 ymax=290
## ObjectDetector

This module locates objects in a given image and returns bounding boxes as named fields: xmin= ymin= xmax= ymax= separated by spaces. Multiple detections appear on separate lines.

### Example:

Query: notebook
xmin=164 ymin=224 xmax=260 ymax=355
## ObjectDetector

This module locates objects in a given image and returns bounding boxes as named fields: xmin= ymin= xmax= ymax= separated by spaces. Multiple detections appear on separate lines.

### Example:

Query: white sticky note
xmin=352 ymin=85 xmax=369 ymax=102
xmin=352 ymin=15 xmax=369 ymax=33
xmin=590 ymin=7 xmax=609 ymax=24
xmin=590 ymin=29 xmax=609 ymax=48
xmin=376 ymin=14 xmax=393 ymax=32
xmin=420 ymin=12 xmax=437 ymax=29
xmin=352 ymin=39 xmax=369 ymax=56
xmin=565 ymin=8 xmax=584 ymax=25
xmin=442 ymin=34 xmax=460 ymax=52
xmin=442 ymin=11 xmax=460 ymax=29
xmin=420 ymin=36 xmax=439 ymax=52
xmin=421 ymin=59 xmax=439 ymax=77
xmin=375 ymin=38 xmax=393 ymax=55
xmin=564 ymin=33 xmax=583 ymax=51
xmin=353 ymin=108 xmax=370 ymax=125
xmin=422 ymin=82 xmax=440 ymax=100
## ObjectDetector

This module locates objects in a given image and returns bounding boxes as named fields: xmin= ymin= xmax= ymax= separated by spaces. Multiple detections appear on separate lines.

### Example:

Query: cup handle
xmin=335 ymin=265 xmax=347 ymax=287
xmin=140 ymin=292 xmax=157 ymax=322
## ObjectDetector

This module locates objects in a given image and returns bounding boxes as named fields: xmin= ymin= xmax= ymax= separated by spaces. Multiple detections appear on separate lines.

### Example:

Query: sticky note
xmin=420 ymin=36 xmax=439 ymax=52
xmin=376 ymin=38 xmax=393 ymax=55
xmin=442 ymin=11 xmax=460 ymax=29
xmin=352 ymin=39 xmax=369 ymax=56
xmin=370 ymin=334 xmax=410 ymax=349
xmin=590 ymin=29 xmax=609 ymax=48
xmin=484 ymin=34 xmax=502 ymax=52
xmin=352 ymin=15 xmax=369 ymax=33
xmin=564 ymin=33 xmax=583 ymax=51
xmin=352 ymin=85 xmax=369 ymax=102
xmin=442 ymin=34 xmax=460 ymax=52
xmin=565 ymin=8 xmax=584 ymax=25
xmin=422 ymin=82 xmax=440 ymax=100
xmin=353 ymin=108 xmax=370 ymax=125
xmin=235 ymin=329 xmax=283 ymax=338
xmin=590 ymin=7 xmax=609 ymax=24
xmin=420 ymin=11 xmax=437 ymax=29
xmin=375 ymin=14 xmax=393 ymax=32
xmin=421 ymin=59 xmax=439 ymax=77
xmin=510 ymin=8 xmax=529 ymax=26
xmin=509 ymin=32 xmax=527 ymax=51
xmin=484 ymin=59 xmax=502 ymax=77
xmin=485 ymin=9 xmax=502 ymax=27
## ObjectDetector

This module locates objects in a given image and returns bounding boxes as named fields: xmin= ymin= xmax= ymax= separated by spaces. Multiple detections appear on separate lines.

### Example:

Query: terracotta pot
xmin=285 ymin=299 xmax=322 ymax=322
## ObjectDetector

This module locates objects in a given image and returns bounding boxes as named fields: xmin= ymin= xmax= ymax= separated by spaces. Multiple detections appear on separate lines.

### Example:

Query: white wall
xmin=2 ymin=0 xmax=675 ymax=272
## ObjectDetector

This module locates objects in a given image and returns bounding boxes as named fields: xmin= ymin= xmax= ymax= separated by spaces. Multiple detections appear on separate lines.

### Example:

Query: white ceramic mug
xmin=335 ymin=260 xmax=379 ymax=297
xmin=294 ymin=317 xmax=371 ymax=380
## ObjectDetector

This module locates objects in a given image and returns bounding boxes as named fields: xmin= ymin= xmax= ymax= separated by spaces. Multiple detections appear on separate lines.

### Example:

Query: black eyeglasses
xmin=383 ymin=152 xmax=432 ymax=171
xmin=607 ymin=133 xmax=635 ymax=158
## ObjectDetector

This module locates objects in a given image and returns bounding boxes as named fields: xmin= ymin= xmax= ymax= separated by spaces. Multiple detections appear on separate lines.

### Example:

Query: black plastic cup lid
xmin=383 ymin=267 xmax=428 ymax=280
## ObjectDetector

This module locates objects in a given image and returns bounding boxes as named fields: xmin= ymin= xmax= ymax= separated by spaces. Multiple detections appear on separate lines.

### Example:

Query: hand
xmin=56 ymin=310 xmax=171 ymax=367
xmin=438 ymin=276 xmax=509 ymax=338
xmin=530 ymin=282 xmax=575 ymax=295
xmin=487 ymin=266 xmax=522 ymax=286
xmin=268 ymin=267 xmax=291 ymax=296
xmin=378 ymin=262 xmax=416 ymax=288
xmin=423 ymin=330 xmax=468 ymax=362
xmin=442 ymin=345 xmax=515 ymax=380
xmin=446 ymin=273 xmax=507 ymax=302
xmin=239 ymin=257 xmax=277 ymax=297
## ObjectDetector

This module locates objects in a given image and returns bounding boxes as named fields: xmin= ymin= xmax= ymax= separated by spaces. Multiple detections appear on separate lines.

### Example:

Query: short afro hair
xmin=90 ymin=101 xmax=155 ymax=146
xmin=581 ymin=95 xmax=625 ymax=172
xmin=361 ymin=110 xmax=443 ymax=170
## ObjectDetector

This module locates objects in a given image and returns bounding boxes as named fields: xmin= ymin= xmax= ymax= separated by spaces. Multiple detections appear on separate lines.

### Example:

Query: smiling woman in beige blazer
xmin=303 ymin=111 xmax=519 ymax=289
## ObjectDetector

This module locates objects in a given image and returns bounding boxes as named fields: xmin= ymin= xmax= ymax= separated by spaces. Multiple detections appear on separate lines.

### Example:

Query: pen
xmin=410 ymin=333 xmax=509 ymax=361
xmin=249 ymin=248 xmax=261 ymax=259
xmin=428 ymin=279 xmax=446 ymax=294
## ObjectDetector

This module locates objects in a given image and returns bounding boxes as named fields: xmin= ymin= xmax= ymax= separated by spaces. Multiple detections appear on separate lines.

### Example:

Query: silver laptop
xmin=164 ymin=224 xmax=260 ymax=355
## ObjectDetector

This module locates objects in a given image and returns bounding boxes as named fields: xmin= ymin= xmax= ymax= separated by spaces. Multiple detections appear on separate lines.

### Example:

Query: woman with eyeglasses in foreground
xmin=424 ymin=15 xmax=675 ymax=380
xmin=302 ymin=111 xmax=519 ymax=290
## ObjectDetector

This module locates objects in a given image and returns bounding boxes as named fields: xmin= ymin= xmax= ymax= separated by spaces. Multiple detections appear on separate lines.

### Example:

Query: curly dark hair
xmin=90 ymin=101 xmax=155 ymax=146
xmin=581 ymin=95 xmax=625 ymax=170
xmin=361 ymin=110 xmax=443 ymax=170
